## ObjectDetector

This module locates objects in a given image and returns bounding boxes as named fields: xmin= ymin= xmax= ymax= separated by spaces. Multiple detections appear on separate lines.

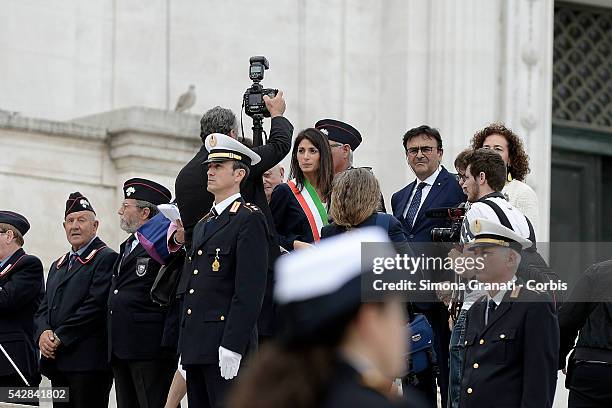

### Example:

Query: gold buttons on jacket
xmin=499 ymin=334 xmax=506 ymax=339
xmin=193 ymin=269 xmax=199 ymax=275
xmin=187 ymin=309 xmax=192 ymax=315
xmin=473 ymin=363 xmax=479 ymax=369
xmin=479 ymin=339 xmax=485 ymax=345
xmin=189 ymin=289 xmax=194 ymax=294
xmin=467 ymin=388 xmax=473 ymax=394
xmin=113 ymin=289 xmax=118 ymax=295
xmin=220 ymin=315 xmax=225 ymax=321
xmin=198 ymin=250 xmax=203 ymax=256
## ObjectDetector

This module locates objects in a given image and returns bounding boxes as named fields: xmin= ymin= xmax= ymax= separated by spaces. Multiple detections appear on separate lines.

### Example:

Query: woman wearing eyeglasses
xmin=470 ymin=124 xmax=539 ymax=230
xmin=321 ymin=168 xmax=406 ymax=242
xmin=269 ymin=128 xmax=334 ymax=250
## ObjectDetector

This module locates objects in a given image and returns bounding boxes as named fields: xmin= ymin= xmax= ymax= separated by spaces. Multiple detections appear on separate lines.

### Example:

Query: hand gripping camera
xmin=243 ymin=56 xmax=278 ymax=118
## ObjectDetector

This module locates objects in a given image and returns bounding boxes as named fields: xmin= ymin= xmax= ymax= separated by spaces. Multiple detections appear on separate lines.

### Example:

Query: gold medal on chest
xmin=212 ymin=248 xmax=220 ymax=272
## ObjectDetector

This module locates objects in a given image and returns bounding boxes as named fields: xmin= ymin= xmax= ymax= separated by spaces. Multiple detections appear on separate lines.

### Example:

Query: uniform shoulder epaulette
xmin=229 ymin=201 xmax=242 ymax=214
xmin=243 ymin=202 xmax=260 ymax=212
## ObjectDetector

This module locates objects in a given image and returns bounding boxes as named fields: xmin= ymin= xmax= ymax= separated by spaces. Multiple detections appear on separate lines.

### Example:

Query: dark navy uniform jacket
xmin=107 ymin=231 xmax=173 ymax=360
xmin=460 ymin=281 xmax=559 ymax=408
xmin=179 ymin=198 xmax=268 ymax=365
xmin=35 ymin=237 xmax=117 ymax=373
xmin=0 ymin=248 xmax=44 ymax=384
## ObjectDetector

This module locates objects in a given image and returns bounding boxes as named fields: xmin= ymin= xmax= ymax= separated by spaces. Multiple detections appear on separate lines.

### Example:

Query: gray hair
xmin=200 ymin=106 xmax=239 ymax=142
xmin=135 ymin=200 xmax=159 ymax=219
xmin=348 ymin=149 xmax=354 ymax=166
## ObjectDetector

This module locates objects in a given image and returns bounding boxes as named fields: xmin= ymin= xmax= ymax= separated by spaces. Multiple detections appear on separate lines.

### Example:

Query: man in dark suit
xmin=108 ymin=178 xmax=177 ymax=408
xmin=180 ymin=133 xmax=268 ymax=408
xmin=391 ymin=125 xmax=466 ymax=241
xmin=175 ymin=91 xmax=291 ymax=341
xmin=0 ymin=211 xmax=44 ymax=394
xmin=460 ymin=218 xmax=558 ymax=408
xmin=35 ymin=193 xmax=117 ymax=408
xmin=391 ymin=125 xmax=465 ymax=406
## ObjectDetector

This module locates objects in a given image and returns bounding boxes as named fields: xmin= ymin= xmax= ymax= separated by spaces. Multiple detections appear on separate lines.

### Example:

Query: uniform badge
xmin=210 ymin=134 xmax=217 ymax=147
xmin=319 ymin=128 xmax=329 ymax=136
xmin=136 ymin=257 xmax=150 ymax=277
xmin=126 ymin=186 xmax=136 ymax=196
xmin=80 ymin=199 xmax=90 ymax=208
xmin=212 ymin=248 xmax=221 ymax=272
xmin=473 ymin=219 xmax=481 ymax=233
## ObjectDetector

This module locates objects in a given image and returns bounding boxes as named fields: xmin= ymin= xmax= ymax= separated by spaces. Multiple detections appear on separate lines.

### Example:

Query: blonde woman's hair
xmin=329 ymin=168 xmax=381 ymax=227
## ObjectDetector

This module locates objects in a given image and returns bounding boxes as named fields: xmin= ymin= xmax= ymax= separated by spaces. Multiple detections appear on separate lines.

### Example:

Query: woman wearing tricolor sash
xmin=270 ymin=128 xmax=334 ymax=250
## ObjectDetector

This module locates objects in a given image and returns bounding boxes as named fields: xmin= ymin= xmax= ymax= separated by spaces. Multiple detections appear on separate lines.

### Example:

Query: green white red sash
xmin=287 ymin=178 xmax=328 ymax=241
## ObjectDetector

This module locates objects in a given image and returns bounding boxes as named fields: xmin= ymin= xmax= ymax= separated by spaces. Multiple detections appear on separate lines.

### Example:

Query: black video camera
xmin=426 ymin=205 xmax=467 ymax=243
xmin=243 ymin=56 xmax=278 ymax=118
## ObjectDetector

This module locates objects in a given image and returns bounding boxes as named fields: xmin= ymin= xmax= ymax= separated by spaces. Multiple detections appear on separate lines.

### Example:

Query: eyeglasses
xmin=329 ymin=143 xmax=344 ymax=149
xmin=456 ymin=173 xmax=468 ymax=182
xmin=406 ymin=146 xmax=440 ymax=156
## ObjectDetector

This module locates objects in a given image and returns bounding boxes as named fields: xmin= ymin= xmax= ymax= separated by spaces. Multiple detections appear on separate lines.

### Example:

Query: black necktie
xmin=123 ymin=235 xmax=136 ymax=259
xmin=405 ymin=182 xmax=427 ymax=229
xmin=486 ymin=299 xmax=497 ymax=325
xmin=67 ymin=254 xmax=78 ymax=269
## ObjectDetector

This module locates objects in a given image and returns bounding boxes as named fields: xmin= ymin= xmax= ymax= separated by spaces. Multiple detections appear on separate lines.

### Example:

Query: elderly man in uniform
xmin=460 ymin=218 xmax=558 ymax=408
xmin=179 ymin=133 xmax=268 ymax=408
xmin=0 ymin=211 xmax=43 ymax=395
xmin=35 ymin=193 xmax=117 ymax=408
xmin=108 ymin=178 xmax=177 ymax=408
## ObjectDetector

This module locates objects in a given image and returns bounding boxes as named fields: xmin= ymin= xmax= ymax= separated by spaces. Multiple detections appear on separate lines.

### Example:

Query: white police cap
xmin=466 ymin=218 xmax=532 ymax=252
xmin=204 ymin=133 xmax=261 ymax=166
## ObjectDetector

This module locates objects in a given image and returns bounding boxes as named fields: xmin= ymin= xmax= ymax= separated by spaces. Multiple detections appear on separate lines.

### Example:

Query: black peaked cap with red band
xmin=123 ymin=178 xmax=172 ymax=205
xmin=315 ymin=119 xmax=362 ymax=151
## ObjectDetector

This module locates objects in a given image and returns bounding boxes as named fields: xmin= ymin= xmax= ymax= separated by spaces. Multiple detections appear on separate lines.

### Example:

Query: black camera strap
xmin=477 ymin=197 xmax=537 ymax=249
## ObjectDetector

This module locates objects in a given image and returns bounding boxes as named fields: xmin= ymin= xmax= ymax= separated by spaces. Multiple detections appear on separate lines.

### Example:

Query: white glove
xmin=218 ymin=346 xmax=242 ymax=380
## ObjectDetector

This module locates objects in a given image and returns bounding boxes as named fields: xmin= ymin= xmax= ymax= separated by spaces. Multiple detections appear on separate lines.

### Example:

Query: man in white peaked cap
xmin=460 ymin=218 xmax=559 ymax=408
xmin=179 ymin=133 xmax=269 ymax=408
